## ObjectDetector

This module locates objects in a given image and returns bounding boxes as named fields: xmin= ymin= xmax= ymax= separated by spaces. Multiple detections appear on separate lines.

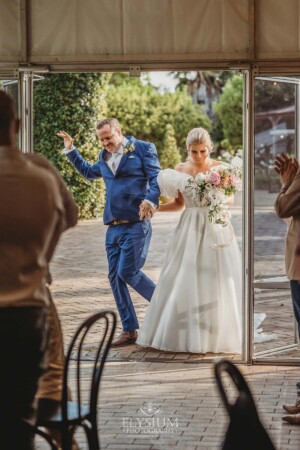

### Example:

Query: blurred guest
xmin=275 ymin=153 xmax=300 ymax=336
xmin=274 ymin=153 xmax=300 ymax=424
xmin=0 ymin=90 xmax=75 ymax=449
xmin=25 ymin=152 xmax=78 ymax=404
xmin=26 ymin=153 xmax=79 ymax=449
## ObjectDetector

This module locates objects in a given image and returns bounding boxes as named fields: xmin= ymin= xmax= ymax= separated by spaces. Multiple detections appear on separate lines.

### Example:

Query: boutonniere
xmin=122 ymin=141 xmax=135 ymax=155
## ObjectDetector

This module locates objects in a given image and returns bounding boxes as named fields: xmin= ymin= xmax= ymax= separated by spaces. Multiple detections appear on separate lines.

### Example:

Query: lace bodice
xmin=158 ymin=168 xmax=200 ymax=208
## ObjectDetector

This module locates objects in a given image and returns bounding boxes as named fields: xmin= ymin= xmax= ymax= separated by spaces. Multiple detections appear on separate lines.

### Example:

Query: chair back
xmin=214 ymin=359 xmax=276 ymax=450
xmin=61 ymin=310 xmax=117 ymax=424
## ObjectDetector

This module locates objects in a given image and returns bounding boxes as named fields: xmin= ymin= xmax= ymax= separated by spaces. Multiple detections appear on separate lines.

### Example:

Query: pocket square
xmin=128 ymin=155 xmax=135 ymax=159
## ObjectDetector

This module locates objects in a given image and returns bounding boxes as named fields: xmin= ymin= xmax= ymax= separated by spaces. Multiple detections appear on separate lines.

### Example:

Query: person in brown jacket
xmin=274 ymin=153 xmax=300 ymax=424
xmin=0 ymin=90 xmax=78 ymax=448
xmin=25 ymin=153 xmax=78 ymax=405
xmin=274 ymin=153 xmax=300 ymax=331
xmin=25 ymin=153 xmax=79 ymax=449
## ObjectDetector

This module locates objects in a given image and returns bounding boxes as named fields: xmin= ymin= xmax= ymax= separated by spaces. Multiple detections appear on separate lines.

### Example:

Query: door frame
xmin=4 ymin=63 xmax=300 ymax=365
xmin=249 ymin=72 xmax=300 ymax=365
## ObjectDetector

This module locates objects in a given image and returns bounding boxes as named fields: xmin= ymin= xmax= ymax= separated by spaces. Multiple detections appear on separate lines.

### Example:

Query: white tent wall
xmin=2 ymin=0 xmax=300 ymax=69
xmin=27 ymin=0 xmax=249 ymax=63
xmin=0 ymin=0 xmax=22 ymax=62
xmin=1 ymin=0 xmax=250 ymax=66
xmin=256 ymin=0 xmax=300 ymax=59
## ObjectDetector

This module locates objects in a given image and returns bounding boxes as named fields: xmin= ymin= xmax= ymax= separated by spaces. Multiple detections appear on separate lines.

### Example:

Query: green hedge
xmin=34 ymin=73 xmax=110 ymax=219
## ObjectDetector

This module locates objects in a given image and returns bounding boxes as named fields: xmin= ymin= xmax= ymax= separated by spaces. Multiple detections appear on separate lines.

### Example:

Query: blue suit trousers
xmin=106 ymin=221 xmax=156 ymax=331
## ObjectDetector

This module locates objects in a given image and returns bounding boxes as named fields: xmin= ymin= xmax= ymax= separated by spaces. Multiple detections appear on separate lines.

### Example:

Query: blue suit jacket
xmin=66 ymin=136 xmax=161 ymax=224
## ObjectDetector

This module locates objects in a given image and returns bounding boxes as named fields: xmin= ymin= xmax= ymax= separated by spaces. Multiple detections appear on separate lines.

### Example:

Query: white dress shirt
xmin=106 ymin=138 xmax=126 ymax=174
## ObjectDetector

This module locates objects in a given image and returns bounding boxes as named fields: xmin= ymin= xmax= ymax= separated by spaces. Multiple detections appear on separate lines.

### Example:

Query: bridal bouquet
xmin=185 ymin=156 xmax=243 ymax=226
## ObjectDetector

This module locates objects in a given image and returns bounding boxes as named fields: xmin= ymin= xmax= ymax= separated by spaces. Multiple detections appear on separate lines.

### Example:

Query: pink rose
xmin=208 ymin=171 xmax=221 ymax=186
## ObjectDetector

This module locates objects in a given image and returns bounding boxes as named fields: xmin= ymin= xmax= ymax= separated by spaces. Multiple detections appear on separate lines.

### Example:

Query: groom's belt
xmin=109 ymin=219 xmax=141 ymax=226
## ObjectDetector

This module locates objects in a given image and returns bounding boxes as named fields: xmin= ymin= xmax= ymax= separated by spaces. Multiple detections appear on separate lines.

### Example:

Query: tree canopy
xmin=160 ymin=124 xmax=181 ymax=169
xmin=106 ymin=76 xmax=211 ymax=160
xmin=214 ymin=75 xmax=243 ymax=149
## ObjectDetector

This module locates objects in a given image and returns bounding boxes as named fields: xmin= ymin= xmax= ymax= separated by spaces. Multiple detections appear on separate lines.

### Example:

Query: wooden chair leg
xmin=61 ymin=426 xmax=75 ymax=450
xmin=90 ymin=422 xmax=100 ymax=450
xmin=83 ymin=422 xmax=100 ymax=450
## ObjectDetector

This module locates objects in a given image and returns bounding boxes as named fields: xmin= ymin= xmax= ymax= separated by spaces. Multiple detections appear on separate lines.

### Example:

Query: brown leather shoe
xmin=111 ymin=330 xmax=138 ymax=347
xmin=283 ymin=399 xmax=300 ymax=414
xmin=282 ymin=414 xmax=300 ymax=425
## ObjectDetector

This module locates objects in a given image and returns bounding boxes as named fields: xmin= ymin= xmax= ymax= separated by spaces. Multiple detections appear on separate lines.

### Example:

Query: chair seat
xmin=37 ymin=398 xmax=90 ymax=427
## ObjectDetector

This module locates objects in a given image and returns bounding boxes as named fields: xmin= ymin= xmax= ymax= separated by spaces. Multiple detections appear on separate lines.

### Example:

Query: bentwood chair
xmin=35 ymin=310 xmax=117 ymax=450
xmin=214 ymin=359 xmax=276 ymax=450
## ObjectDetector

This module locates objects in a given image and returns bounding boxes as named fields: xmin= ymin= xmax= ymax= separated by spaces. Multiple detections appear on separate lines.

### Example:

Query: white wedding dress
xmin=137 ymin=169 xmax=242 ymax=354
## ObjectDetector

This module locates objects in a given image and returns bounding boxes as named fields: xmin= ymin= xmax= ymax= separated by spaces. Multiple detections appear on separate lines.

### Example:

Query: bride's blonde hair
xmin=186 ymin=128 xmax=213 ymax=152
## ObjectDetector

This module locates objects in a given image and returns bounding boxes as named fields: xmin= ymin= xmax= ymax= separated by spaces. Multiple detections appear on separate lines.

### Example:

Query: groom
xmin=58 ymin=118 xmax=161 ymax=345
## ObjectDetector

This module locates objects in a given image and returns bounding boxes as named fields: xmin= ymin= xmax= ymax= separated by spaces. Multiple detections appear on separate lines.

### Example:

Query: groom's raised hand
xmin=57 ymin=131 xmax=74 ymax=150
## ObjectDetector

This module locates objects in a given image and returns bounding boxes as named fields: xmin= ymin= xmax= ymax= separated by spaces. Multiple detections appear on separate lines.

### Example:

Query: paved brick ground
xmin=36 ymin=361 xmax=300 ymax=449
xmin=35 ymin=204 xmax=300 ymax=449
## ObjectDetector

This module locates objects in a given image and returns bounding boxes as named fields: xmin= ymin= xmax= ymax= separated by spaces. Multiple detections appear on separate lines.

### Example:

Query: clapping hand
xmin=57 ymin=131 xmax=74 ymax=150
xmin=139 ymin=201 xmax=155 ymax=220
xmin=275 ymin=153 xmax=299 ymax=186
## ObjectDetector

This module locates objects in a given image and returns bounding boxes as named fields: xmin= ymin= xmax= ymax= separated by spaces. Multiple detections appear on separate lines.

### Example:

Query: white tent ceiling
xmin=0 ymin=0 xmax=299 ymax=70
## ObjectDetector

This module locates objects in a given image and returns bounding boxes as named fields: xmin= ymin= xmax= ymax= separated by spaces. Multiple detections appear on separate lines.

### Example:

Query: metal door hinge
xmin=129 ymin=66 xmax=141 ymax=77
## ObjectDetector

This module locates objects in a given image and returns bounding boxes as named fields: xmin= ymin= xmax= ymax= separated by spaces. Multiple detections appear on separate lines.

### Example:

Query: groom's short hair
xmin=96 ymin=118 xmax=120 ymax=131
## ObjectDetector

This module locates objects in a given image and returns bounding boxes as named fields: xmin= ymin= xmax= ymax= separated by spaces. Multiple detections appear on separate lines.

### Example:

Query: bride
xmin=137 ymin=127 xmax=242 ymax=354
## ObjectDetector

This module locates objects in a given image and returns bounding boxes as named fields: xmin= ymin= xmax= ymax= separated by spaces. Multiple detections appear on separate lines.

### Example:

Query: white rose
xmin=231 ymin=156 xmax=243 ymax=168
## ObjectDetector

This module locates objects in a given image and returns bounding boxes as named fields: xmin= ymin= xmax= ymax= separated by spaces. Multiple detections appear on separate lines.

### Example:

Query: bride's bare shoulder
xmin=175 ymin=162 xmax=189 ymax=173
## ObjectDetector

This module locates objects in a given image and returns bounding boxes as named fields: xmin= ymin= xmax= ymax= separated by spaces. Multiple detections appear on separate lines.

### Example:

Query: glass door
xmin=1 ymin=79 xmax=18 ymax=109
xmin=253 ymin=76 xmax=300 ymax=361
